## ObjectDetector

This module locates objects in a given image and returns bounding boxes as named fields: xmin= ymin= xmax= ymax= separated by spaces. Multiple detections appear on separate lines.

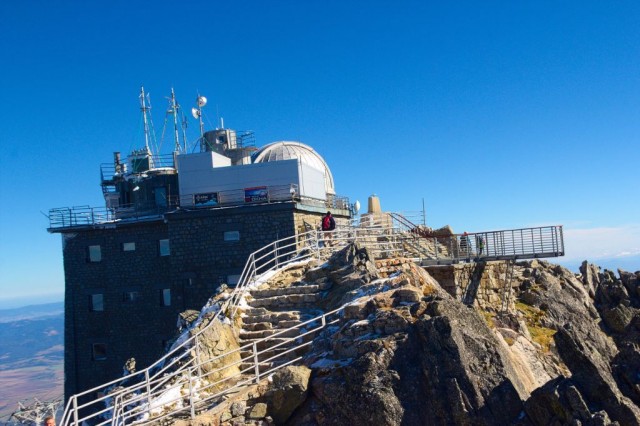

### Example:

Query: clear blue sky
xmin=0 ymin=1 xmax=638 ymax=306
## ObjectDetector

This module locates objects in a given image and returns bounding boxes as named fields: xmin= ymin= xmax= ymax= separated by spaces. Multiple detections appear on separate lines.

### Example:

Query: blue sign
xmin=244 ymin=186 xmax=268 ymax=202
xmin=194 ymin=192 xmax=219 ymax=206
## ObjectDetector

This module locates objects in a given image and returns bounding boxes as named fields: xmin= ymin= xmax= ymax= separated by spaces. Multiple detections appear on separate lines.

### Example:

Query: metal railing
xmin=58 ymin=228 xmax=330 ymax=426
xmin=59 ymin=220 xmax=564 ymax=425
xmin=100 ymin=155 xmax=177 ymax=182
xmin=47 ymin=185 xmax=351 ymax=230
xmin=416 ymin=226 xmax=564 ymax=265
xmin=57 ymin=223 xmax=401 ymax=425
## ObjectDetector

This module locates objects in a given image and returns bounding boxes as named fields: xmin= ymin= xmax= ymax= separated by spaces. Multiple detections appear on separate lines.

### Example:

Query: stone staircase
xmin=238 ymin=264 xmax=332 ymax=374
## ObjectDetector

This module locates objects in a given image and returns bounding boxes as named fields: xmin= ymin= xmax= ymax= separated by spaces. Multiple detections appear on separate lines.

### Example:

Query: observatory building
xmin=47 ymin=90 xmax=351 ymax=401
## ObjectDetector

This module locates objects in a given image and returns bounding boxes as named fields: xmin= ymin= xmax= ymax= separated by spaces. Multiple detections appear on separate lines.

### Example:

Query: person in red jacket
xmin=322 ymin=211 xmax=336 ymax=246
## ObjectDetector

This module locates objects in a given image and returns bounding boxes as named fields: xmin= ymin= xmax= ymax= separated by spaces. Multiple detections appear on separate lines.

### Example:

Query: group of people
xmin=460 ymin=231 xmax=485 ymax=257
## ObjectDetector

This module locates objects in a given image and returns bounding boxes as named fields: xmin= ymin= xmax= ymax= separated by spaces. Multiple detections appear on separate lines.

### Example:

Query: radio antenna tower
xmin=9 ymin=397 xmax=62 ymax=425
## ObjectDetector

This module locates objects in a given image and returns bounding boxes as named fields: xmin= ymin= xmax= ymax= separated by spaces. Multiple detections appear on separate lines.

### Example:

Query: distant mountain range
xmin=559 ymin=255 xmax=640 ymax=275
xmin=0 ymin=302 xmax=63 ymax=421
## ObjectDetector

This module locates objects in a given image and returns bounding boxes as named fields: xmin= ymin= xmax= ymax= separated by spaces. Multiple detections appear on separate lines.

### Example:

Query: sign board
xmin=194 ymin=192 xmax=219 ymax=207
xmin=244 ymin=186 xmax=268 ymax=203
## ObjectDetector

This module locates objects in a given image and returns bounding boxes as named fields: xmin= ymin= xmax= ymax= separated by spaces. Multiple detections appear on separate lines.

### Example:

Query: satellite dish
xmin=191 ymin=108 xmax=200 ymax=119
xmin=197 ymin=96 xmax=207 ymax=107
xmin=354 ymin=200 xmax=361 ymax=214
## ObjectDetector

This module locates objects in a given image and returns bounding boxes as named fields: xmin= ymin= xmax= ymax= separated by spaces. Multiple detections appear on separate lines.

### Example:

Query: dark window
xmin=90 ymin=294 xmax=104 ymax=311
xmin=161 ymin=288 xmax=171 ymax=306
xmin=224 ymin=231 xmax=240 ymax=241
xmin=123 ymin=291 xmax=142 ymax=303
xmin=122 ymin=242 xmax=136 ymax=252
xmin=88 ymin=245 xmax=101 ymax=262
xmin=92 ymin=343 xmax=107 ymax=361
xmin=155 ymin=187 xmax=167 ymax=207
xmin=159 ymin=239 xmax=170 ymax=256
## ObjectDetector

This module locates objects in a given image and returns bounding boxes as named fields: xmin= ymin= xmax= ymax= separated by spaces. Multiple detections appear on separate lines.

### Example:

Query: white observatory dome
xmin=252 ymin=141 xmax=335 ymax=194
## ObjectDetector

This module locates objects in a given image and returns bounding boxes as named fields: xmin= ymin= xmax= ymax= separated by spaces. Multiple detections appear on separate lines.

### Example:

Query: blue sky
xmin=0 ymin=1 xmax=638 ymax=306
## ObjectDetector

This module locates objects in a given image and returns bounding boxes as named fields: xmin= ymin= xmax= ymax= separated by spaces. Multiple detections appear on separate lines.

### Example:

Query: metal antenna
xmin=181 ymin=111 xmax=188 ymax=153
xmin=192 ymin=93 xmax=207 ymax=151
xmin=170 ymin=88 xmax=181 ymax=153
xmin=139 ymin=86 xmax=151 ymax=153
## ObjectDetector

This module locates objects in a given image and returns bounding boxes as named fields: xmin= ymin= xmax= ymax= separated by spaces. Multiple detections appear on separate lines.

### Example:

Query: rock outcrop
xmin=168 ymin=245 xmax=640 ymax=425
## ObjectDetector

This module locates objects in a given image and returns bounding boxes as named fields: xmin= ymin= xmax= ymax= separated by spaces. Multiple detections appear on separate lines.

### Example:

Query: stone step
xmin=241 ymin=321 xmax=273 ymax=332
xmin=250 ymin=284 xmax=321 ymax=298
xmin=240 ymin=346 xmax=293 ymax=362
xmin=239 ymin=337 xmax=296 ymax=351
xmin=247 ymin=293 xmax=321 ymax=308
xmin=241 ymin=311 xmax=301 ymax=324
xmin=240 ymin=327 xmax=300 ymax=340
xmin=276 ymin=319 xmax=302 ymax=328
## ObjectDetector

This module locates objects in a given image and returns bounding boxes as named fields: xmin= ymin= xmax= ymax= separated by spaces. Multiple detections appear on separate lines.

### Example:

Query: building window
xmin=123 ymin=291 xmax=142 ymax=303
xmin=88 ymin=245 xmax=101 ymax=262
xmin=122 ymin=242 xmax=136 ymax=252
xmin=159 ymin=239 xmax=170 ymax=256
xmin=224 ymin=231 xmax=240 ymax=242
xmin=90 ymin=294 xmax=104 ymax=311
xmin=161 ymin=288 xmax=171 ymax=306
xmin=92 ymin=343 xmax=107 ymax=361
xmin=155 ymin=187 xmax=167 ymax=207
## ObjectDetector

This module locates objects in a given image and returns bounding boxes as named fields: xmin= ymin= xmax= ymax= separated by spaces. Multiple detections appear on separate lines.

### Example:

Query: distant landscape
xmin=0 ymin=302 xmax=64 ymax=421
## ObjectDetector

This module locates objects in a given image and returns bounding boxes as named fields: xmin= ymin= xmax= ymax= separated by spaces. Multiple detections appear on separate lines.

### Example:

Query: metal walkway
xmin=388 ymin=213 xmax=564 ymax=265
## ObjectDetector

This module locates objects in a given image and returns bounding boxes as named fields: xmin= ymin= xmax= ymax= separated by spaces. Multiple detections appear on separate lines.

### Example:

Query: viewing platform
xmin=414 ymin=226 xmax=565 ymax=265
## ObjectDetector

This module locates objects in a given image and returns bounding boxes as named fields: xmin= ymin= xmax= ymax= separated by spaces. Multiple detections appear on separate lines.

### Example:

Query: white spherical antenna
xmin=191 ymin=107 xmax=200 ymax=119
xmin=197 ymin=96 xmax=207 ymax=107
xmin=354 ymin=200 xmax=361 ymax=213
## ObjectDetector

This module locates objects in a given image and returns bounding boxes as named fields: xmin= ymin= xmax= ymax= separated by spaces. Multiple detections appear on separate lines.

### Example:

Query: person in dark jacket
xmin=322 ymin=211 xmax=336 ymax=245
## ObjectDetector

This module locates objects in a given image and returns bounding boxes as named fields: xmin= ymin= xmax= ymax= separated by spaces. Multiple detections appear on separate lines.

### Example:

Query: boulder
xmin=192 ymin=318 xmax=241 ymax=385
xmin=263 ymin=365 xmax=311 ymax=424
xmin=524 ymin=376 xmax=614 ymax=425
xmin=554 ymin=325 xmax=640 ymax=425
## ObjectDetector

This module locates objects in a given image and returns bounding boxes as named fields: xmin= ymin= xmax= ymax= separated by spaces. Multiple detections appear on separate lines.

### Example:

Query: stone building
xmin=48 ymin=117 xmax=351 ymax=402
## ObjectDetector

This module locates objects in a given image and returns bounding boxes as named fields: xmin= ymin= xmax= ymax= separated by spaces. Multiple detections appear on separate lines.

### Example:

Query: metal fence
xmin=47 ymin=185 xmax=351 ymax=230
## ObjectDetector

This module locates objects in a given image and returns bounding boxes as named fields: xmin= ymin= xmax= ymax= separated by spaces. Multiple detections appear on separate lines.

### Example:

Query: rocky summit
xmin=172 ymin=244 xmax=639 ymax=426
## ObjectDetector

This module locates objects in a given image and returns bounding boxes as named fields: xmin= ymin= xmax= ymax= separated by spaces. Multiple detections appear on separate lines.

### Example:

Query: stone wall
xmin=425 ymin=261 xmax=513 ymax=310
xmin=60 ymin=202 xmax=337 ymax=402
xmin=62 ymin=220 xmax=175 ymax=401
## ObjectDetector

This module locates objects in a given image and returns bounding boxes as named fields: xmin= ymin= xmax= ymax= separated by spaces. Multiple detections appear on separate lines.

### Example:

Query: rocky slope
xmin=175 ymin=244 xmax=639 ymax=425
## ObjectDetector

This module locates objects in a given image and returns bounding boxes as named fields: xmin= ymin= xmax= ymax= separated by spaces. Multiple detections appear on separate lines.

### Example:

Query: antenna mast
xmin=191 ymin=94 xmax=207 ymax=151
xmin=169 ymin=88 xmax=182 ymax=153
xmin=139 ymin=86 xmax=151 ymax=153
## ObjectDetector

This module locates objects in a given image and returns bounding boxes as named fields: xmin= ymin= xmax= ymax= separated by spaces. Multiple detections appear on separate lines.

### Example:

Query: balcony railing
xmin=47 ymin=185 xmax=351 ymax=230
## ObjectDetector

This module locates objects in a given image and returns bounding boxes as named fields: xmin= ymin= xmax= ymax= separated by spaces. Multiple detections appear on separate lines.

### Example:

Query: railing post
xmin=195 ymin=334 xmax=202 ymax=378
xmin=189 ymin=375 xmax=195 ymax=419
xmin=73 ymin=396 xmax=79 ymax=425
xmin=145 ymin=369 xmax=151 ymax=419
xmin=253 ymin=342 xmax=260 ymax=383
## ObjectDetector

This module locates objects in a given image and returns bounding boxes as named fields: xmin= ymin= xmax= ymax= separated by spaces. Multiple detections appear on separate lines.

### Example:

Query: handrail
xmin=47 ymin=185 xmax=351 ymax=230
xmin=59 ymin=228 xmax=329 ymax=426
xmin=60 ymin=221 xmax=565 ymax=425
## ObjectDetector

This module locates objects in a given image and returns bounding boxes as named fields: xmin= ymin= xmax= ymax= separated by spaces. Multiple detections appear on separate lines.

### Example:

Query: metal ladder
xmin=499 ymin=260 xmax=516 ymax=314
